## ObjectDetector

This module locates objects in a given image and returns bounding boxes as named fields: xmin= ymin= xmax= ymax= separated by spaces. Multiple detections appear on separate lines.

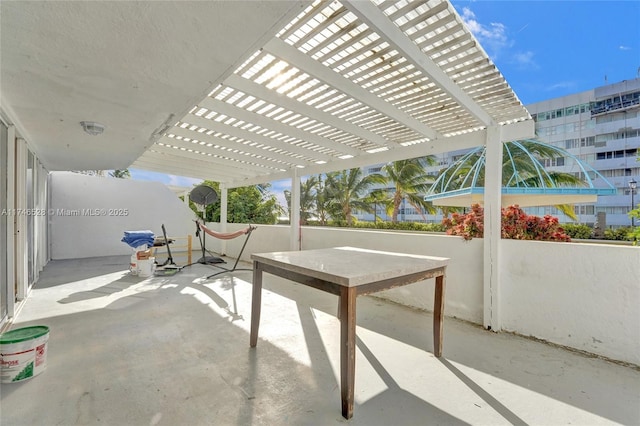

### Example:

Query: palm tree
xmin=382 ymin=156 xmax=437 ymax=223
xmin=324 ymin=168 xmax=386 ymax=226
xmin=364 ymin=188 xmax=392 ymax=222
xmin=315 ymin=174 xmax=331 ymax=226
xmin=109 ymin=169 xmax=130 ymax=178
xmin=284 ymin=176 xmax=319 ymax=225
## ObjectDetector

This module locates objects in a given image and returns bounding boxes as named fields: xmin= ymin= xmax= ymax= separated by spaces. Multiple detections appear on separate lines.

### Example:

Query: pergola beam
xmin=199 ymin=97 xmax=361 ymax=159
xmin=130 ymin=157 xmax=238 ymax=182
xmin=224 ymin=73 xmax=392 ymax=149
xmin=149 ymin=142 xmax=278 ymax=177
xmin=343 ymin=0 xmax=493 ymax=127
xmin=168 ymin=121 xmax=308 ymax=168
xmin=263 ymin=37 xmax=442 ymax=141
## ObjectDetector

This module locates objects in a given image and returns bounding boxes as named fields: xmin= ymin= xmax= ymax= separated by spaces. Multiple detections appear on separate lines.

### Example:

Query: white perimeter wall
xmin=300 ymin=227 xmax=485 ymax=324
xmin=44 ymin=175 xmax=639 ymax=364
xmin=50 ymin=172 xmax=197 ymax=259
xmin=500 ymin=240 xmax=640 ymax=365
xmin=224 ymin=224 xmax=638 ymax=365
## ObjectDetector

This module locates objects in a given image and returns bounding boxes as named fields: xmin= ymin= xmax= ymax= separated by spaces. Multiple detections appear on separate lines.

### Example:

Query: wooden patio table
xmin=249 ymin=246 xmax=449 ymax=419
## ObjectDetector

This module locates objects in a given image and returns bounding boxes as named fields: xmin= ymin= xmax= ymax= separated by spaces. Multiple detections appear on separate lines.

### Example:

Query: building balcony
xmin=2 ymin=252 xmax=639 ymax=425
xmin=1 ymin=172 xmax=639 ymax=424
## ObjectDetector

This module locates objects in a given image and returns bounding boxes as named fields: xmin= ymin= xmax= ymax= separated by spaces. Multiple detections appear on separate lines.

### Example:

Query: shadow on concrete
xmin=5 ymin=257 xmax=638 ymax=426
xmin=35 ymin=255 xmax=131 ymax=289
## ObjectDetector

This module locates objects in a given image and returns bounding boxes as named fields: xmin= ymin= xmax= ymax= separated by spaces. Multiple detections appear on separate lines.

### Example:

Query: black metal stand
xmin=194 ymin=220 xmax=225 ymax=265
xmin=153 ymin=224 xmax=183 ymax=275
xmin=205 ymin=228 xmax=255 ymax=278
xmin=156 ymin=224 xmax=176 ymax=267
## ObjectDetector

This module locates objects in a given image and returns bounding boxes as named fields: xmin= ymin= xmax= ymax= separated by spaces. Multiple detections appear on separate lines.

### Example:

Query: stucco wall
xmin=201 ymin=223 xmax=291 ymax=263
xmin=300 ymin=227 xmax=485 ymax=324
xmin=227 ymin=224 xmax=638 ymax=365
xmin=500 ymin=239 xmax=640 ymax=365
xmin=50 ymin=172 xmax=197 ymax=259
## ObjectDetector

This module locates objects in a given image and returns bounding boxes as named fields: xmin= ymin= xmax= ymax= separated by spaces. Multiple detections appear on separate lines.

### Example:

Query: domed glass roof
xmin=424 ymin=139 xmax=616 ymax=207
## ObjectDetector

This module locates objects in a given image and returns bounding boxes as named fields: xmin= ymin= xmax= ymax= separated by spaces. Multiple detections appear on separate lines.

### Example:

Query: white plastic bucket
xmin=137 ymin=257 xmax=156 ymax=277
xmin=0 ymin=326 xmax=50 ymax=383
xmin=129 ymin=253 xmax=138 ymax=275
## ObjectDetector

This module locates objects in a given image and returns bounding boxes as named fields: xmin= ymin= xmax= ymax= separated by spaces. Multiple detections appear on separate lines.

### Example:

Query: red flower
xmin=441 ymin=204 xmax=571 ymax=242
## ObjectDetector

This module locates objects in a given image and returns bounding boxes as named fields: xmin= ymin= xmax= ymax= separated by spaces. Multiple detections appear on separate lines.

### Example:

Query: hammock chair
xmin=198 ymin=222 xmax=257 ymax=278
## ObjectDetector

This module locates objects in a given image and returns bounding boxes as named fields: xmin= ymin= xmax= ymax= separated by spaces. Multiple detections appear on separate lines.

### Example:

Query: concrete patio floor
xmin=1 ymin=255 xmax=639 ymax=426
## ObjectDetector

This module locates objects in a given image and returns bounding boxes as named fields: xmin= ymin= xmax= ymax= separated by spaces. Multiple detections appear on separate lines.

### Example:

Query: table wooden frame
xmin=249 ymin=248 xmax=447 ymax=420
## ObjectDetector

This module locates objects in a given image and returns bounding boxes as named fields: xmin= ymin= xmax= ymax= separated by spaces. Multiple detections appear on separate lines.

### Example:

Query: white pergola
xmin=129 ymin=0 xmax=535 ymax=330
xmin=133 ymin=0 xmax=533 ymax=186
xmin=2 ymin=0 xmax=536 ymax=331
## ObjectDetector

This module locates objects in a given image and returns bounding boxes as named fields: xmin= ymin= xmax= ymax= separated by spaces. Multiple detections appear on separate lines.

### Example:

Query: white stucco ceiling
xmin=1 ymin=0 xmax=309 ymax=171
xmin=2 ymin=0 xmax=535 ymax=184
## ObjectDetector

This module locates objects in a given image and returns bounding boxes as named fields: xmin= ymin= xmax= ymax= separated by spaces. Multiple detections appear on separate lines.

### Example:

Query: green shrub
xmin=562 ymin=224 xmax=593 ymax=239
xmin=312 ymin=220 xmax=444 ymax=232
xmin=603 ymin=227 xmax=634 ymax=241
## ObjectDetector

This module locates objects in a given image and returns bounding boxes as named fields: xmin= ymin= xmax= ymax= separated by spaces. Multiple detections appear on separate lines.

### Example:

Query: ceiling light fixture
xmin=80 ymin=121 xmax=105 ymax=136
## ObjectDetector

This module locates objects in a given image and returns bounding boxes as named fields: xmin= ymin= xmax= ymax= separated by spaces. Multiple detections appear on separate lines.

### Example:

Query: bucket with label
xmin=0 ymin=326 xmax=50 ymax=383
xmin=137 ymin=257 xmax=156 ymax=277
xmin=129 ymin=253 xmax=138 ymax=275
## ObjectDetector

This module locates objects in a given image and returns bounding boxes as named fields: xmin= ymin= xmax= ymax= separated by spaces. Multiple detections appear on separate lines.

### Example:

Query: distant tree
xmin=109 ymin=169 xmax=131 ymax=179
xmin=324 ymin=168 xmax=386 ymax=226
xmin=382 ymin=157 xmax=436 ymax=222
xmin=363 ymin=188 xmax=392 ymax=222
xmin=284 ymin=176 xmax=319 ymax=225
xmin=228 ymin=186 xmax=280 ymax=224
xmin=315 ymin=174 xmax=331 ymax=226
xmin=188 ymin=180 xmax=281 ymax=224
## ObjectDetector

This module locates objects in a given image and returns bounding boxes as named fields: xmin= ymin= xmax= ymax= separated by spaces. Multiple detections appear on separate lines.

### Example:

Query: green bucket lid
xmin=0 ymin=326 xmax=49 ymax=344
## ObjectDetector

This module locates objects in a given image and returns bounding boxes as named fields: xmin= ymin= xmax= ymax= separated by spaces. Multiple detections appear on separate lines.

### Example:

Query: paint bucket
xmin=129 ymin=253 xmax=138 ymax=275
xmin=0 ymin=326 xmax=50 ymax=383
xmin=137 ymin=257 xmax=156 ymax=277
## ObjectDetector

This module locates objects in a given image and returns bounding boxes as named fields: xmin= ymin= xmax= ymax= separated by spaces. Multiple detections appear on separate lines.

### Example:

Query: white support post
xmin=483 ymin=125 xmax=503 ymax=331
xmin=220 ymin=184 xmax=228 ymax=255
xmin=290 ymin=169 xmax=301 ymax=251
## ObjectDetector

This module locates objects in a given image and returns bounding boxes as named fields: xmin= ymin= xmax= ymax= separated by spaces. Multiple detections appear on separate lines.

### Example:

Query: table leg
xmin=340 ymin=286 xmax=357 ymax=419
xmin=250 ymin=261 xmax=263 ymax=348
xmin=433 ymin=274 xmax=445 ymax=357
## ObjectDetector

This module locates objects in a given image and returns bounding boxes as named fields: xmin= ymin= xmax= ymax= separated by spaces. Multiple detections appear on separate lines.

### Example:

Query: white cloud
xmin=129 ymin=168 xmax=201 ymax=188
xmin=512 ymin=50 xmax=538 ymax=69
xmin=167 ymin=174 xmax=202 ymax=188
xmin=544 ymin=81 xmax=577 ymax=92
xmin=460 ymin=7 xmax=511 ymax=60
xmin=619 ymin=45 xmax=631 ymax=51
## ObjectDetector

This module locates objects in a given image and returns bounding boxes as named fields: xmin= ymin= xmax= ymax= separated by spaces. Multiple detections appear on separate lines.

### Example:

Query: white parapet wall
xmin=50 ymin=172 xmax=198 ymax=259
xmin=500 ymin=239 xmax=640 ymax=366
xmin=223 ymin=224 xmax=638 ymax=366
xmin=200 ymin=223 xmax=292 ymax=263
xmin=300 ymin=226 xmax=485 ymax=324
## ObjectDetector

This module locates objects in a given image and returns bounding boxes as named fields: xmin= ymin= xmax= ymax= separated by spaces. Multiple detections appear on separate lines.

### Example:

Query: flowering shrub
xmin=442 ymin=204 xmax=571 ymax=242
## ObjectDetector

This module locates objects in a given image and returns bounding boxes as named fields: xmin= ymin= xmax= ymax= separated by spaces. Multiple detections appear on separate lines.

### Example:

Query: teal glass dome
xmin=424 ymin=140 xmax=616 ymax=207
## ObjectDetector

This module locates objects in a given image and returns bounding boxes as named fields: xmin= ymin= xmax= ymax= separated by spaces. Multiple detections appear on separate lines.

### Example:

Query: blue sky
xmin=130 ymin=1 xmax=640 ymax=200
xmin=452 ymin=0 xmax=640 ymax=104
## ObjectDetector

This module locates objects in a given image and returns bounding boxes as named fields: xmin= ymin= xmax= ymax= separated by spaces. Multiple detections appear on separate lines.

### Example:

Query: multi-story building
xmin=526 ymin=78 xmax=639 ymax=228
xmin=357 ymin=77 xmax=640 ymax=228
